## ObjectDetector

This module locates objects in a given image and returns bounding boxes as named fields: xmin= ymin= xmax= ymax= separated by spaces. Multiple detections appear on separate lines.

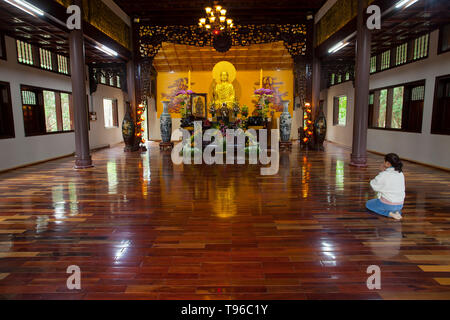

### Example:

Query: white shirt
xmin=370 ymin=167 xmax=405 ymax=204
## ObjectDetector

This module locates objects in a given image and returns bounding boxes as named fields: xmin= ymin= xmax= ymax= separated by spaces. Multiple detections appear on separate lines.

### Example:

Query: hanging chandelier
xmin=198 ymin=4 xmax=234 ymax=35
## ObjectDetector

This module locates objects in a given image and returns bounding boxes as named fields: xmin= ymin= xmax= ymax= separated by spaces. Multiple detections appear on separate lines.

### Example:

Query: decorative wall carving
xmin=315 ymin=0 xmax=375 ymax=47
xmin=138 ymin=24 xmax=307 ymax=57
xmin=294 ymin=57 xmax=312 ymax=107
xmin=54 ymin=0 xmax=131 ymax=50
xmin=88 ymin=63 xmax=127 ymax=94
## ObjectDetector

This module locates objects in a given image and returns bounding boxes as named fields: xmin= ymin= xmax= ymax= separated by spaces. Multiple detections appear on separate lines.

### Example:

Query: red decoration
xmin=301 ymin=102 xmax=313 ymax=148
xmin=136 ymin=103 xmax=147 ymax=145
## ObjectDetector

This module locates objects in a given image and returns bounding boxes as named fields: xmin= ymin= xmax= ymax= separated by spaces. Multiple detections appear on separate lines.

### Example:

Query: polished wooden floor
xmin=0 ymin=142 xmax=449 ymax=300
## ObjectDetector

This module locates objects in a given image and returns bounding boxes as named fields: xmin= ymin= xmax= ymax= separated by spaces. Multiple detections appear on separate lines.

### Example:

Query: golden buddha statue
xmin=214 ymin=71 xmax=235 ymax=109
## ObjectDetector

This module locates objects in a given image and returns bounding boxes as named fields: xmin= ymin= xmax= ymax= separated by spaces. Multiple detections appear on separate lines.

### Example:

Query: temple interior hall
xmin=0 ymin=0 xmax=450 ymax=300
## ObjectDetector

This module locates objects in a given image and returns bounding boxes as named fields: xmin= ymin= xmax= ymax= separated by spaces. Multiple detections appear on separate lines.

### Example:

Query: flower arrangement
xmin=252 ymin=88 xmax=273 ymax=118
xmin=254 ymin=88 xmax=274 ymax=97
xmin=232 ymin=100 xmax=240 ymax=117
xmin=209 ymin=102 xmax=216 ymax=117
xmin=241 ymin=105 xmax=249 ymax=117
xmin=174 ymin=90 xmax=194 ymax=118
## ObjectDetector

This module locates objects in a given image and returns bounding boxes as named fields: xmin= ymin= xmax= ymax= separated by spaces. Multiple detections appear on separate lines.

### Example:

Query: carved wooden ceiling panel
xmin=113 ymin=0 xmax=326 ymax=25
xmin=152 ymin=41 xmax=293 ymax=72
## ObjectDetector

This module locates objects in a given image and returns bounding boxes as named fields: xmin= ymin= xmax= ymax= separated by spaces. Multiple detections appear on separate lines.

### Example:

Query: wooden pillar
xmin=372 ymin=90 xmax=380 ymax=127
xmin=350 ymin=0 xmax=371 ymax=167
xmin=69 ymin=0 xmax=92 ymax=169
xmin=312 ymin=22 xmax=321 ymax=117
xmin=385 ymin=88 xmax=394 ymax=128
xmin=312 ymin=55 xmax=321 ymax=117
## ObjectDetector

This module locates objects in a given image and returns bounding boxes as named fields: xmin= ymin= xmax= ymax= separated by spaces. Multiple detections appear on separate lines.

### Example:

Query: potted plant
xmin=241 ymin=105 xmax=249 ymax=118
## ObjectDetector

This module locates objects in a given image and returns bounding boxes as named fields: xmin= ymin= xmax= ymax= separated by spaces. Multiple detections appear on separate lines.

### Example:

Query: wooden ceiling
xmin=153 ymin=41 xmax=293 ymax=72
xmin=113 ymin=0 xmax=325 ymax=25
xmin=0 ymin=1 xmax=127 ymax=64
xmin=321 ymin=0 xmax=450 ymax=64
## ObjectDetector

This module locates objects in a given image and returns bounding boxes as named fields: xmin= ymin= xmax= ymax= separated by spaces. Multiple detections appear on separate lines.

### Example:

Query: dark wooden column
xmin=312 ymin=54 xmax=321 ymax=116
xmin=312 ymin=21 xmax=321 ymax=117
xmin=69 ymin=0 xmax=92 ymax=169
xmin=350 ymin=0 xmax=371 ymax=167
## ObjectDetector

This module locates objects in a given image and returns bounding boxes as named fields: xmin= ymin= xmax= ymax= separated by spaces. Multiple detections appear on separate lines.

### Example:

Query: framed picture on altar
xmin=190 ymin=93 xmax=208 ymax=119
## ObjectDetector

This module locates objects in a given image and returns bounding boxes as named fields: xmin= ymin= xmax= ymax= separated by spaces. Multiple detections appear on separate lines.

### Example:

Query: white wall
xmin=321 ymin=29 xmax=450 ymax=169
xmin=0 ymin=36 xmax=125 ymax=171
xmin=321 ymin=81 xmax=355 ymax=147
xmin=89 ymin=85 xmax=125 ymax=149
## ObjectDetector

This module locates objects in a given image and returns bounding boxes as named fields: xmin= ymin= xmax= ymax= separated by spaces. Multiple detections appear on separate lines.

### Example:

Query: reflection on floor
xmin=0 ymin=142 xmax=449 ymax=300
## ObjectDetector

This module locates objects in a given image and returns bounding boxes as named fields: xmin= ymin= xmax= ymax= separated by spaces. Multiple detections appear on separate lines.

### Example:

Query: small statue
xmin=194 ymin=96 xmax=204 ymax=117
xmin=209 ymin=102 xmax=216 ymax=120
xmin=232 ymin=100 xmax=240 ymax=118
xmin=219 ymin=102 xmax=229 ymax=119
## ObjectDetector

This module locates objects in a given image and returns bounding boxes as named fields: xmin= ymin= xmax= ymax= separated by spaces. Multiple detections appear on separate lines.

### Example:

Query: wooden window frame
xmin=103 ymin=98 xmax=119 ymax=128
xmin=16 ymin=38 xmax=71 ymax=76
xmin=96 ymin=73 xmax=122 ymax=90
xmin=368 ymin=79 xmax=426 ymax=133
xmin=438 ymin=24 xmax=450 ymax=55
xmin=0 ymin=33 xmax=6 ymax=60
xmin=328 ymin=32 xmax=430 ymax=89
xmin=333 ymin=95 xmax=347 ymax=127
xmin=21 ymin=84 xmax=74 ymax=137
xmin=430 ymin=74 xmax=450 ymax=135
xmin=0 ymin=81 xmax=15 ymax=139
xmin=57 ymin=54 xmax=70 ymax=75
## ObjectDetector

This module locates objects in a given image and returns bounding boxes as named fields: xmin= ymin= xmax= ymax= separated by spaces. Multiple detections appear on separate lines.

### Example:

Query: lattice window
xmin=411 ymin=86 xmax=425 ymax=101
xmin=370 ymin=56 xmax=377 ymax=73
xmin=337 ymin=74 xmax=342 ymax=83
xmin=396 ymin=43 xmax=407 ymax=66
xmin=16 ymin=39 xmax=34 ymax=65
xmin=39 ymin=48 xmax=53 ymax=70
xmin=381 ymin=50 xmax=390 ymax=70
xmin=57 ymin=54 xmax=69 ymax=74
xmin=330 ymin=73 xmax=335 ymax=85
xmin=116 ymin=76 xmax=121 ymax=88
xmin=22 ymin=90 xmax=36 ymax=105
xmin=413 ymin=34 xmax=429 ymax=60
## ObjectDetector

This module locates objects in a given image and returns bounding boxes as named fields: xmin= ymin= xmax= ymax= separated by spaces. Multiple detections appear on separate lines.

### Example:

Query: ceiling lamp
xmin=198 ymin=3 xmax=234 ymax=34
xmin=395 ymin=0 xmax=419 ymax=9
xmin=4 ymin=0 xmax=44 ymax=17
xmin=95 ymin=44 xmax=118 ymax=57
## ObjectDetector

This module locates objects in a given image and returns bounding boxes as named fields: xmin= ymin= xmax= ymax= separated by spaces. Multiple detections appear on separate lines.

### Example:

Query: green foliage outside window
xmin=61 ymin=93 xmax=71 ymax=131
xmin=378 ymin=89 xmax=387 ymax=127
xmin=338 ymin=96 xmax=347 ymax=126
xmin=44 ymin=90 xmax=57 ymax=132
xmin=391 ymin=87 xmax=404 ymax=129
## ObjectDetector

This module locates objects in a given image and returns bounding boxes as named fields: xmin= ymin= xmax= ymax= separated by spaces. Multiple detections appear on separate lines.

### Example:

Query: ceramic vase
xmin=279 ymin=100 xmax=292 ymax=142
xmin=160 ymin=101 xmax=172 ymax=143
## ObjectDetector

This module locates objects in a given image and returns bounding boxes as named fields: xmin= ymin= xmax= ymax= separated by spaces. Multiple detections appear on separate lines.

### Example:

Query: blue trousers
xmin=366 ymin=199 xmax=403 ymax=217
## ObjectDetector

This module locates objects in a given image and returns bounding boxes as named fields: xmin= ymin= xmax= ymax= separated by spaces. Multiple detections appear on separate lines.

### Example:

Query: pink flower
xmin=254 ymin=88 xmax=264 ymax=95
